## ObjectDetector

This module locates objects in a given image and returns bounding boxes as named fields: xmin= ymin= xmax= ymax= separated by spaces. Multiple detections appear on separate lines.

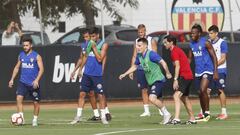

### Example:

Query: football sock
xmin=100 ymin=109 xmax=106 ymax=119
xmin=161 ymin=106 xmax=170 ymax=115
xmin=205 ymin=111 xmax=210 ymax=114
xmin=33 ymin=115 xmax=38 ymax=120
xmin=221 ymin=108 xmax=227 ymax=115
xmin=105 ymin=107 xmax=110 ymax=114
xmin=77 ymin=108 xmax=83 ymax=117
xmin=93 ymin=109 xmax=100 ymax=117
xmin=143 ymin=104 xmax=150 ymax=113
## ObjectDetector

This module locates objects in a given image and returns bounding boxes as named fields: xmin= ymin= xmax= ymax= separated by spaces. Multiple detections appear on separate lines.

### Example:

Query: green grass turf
xmin=0 ymin=103 xmax=239 ymax=135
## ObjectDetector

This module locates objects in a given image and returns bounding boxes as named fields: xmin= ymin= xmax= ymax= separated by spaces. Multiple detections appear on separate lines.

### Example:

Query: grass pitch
xmin=0 ymin=101 xmax=239 ymax=135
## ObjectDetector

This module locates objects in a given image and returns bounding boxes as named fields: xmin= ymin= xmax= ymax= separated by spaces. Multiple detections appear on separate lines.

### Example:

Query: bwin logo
xmin=52 ymin=55 xmax=82 ymax=83
xmin=193 ymin=51 xmax=202 ymax=57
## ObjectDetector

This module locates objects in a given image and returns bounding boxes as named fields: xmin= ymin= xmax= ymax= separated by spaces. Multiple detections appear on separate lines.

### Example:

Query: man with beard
xmin=8 ymin=38 xmax=44 ymax=126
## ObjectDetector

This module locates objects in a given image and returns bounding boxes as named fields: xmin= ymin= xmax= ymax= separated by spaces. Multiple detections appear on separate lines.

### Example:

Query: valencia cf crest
xmin=171 ymin=0 xmax=225 ymax=31
xmin=30 ymin=58 xmax=34 ymax=63
xmin=198 ymin=46 xmax=202 ymax=50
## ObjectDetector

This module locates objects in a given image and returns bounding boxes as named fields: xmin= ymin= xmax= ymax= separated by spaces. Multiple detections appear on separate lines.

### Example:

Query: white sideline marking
xmin=94 ymin=127 xmax=240 ymax=135
xmin=94 ymin=129 xmax=160 ymax=135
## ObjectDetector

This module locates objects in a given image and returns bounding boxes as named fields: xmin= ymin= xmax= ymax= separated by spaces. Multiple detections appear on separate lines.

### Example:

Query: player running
xmin=119 ymin=38 xmax=172 ymax=124
xmin=130 ymin=24 xmax=163 ymax=117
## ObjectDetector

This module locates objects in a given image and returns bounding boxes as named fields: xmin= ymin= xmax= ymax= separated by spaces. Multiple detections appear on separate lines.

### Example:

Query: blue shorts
xmin=136 ymin=69 xmax=148 ymax=90
xmin=16 ymin=81 xmax=41 ymax=101
xmin=194 ymin=73 xmax=213 ymax=90
xmin=209 ymin=73 xmax=226 ymax=90
xmin=80 ymin=74 xmax=104 ymax=94
xmin=149 ymin=81 xmax=164 ymax=97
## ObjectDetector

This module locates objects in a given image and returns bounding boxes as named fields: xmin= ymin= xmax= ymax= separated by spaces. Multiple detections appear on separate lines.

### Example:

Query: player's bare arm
xmin=206 ymin=41 xmax=219 ymax=80
xmin=129 ymin=44 xmax=137 ymax=80
xmin=32 ymin=55 xmax=44 ymax=89
xmin=159 ymin=59 xmax=172 ymax=79
xmin=188 ymin=49 xmax=193 ymax=63
xmin=173 ymin=60 xmax=180 ymax=90
xmin=91 ymin=43 xmax=108 ymax=62
xmin=102 ymin=56 xmax=107 ymax=74
xmin=218 ymin=53 xmax=227 ymax=66
xmin=78 ymin=53 xmax=88 ymax=78
xmin=8 ymin=57 xmax=21 ymax=88
xmin=119 ymin=65 xmax=137 ymax=80
xmin=71 ymin=52 xmax=83 ymax=79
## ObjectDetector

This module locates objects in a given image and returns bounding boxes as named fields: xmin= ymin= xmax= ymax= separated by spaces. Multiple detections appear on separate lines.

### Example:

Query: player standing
xmin=8 ymin=38 xmax=44 ymax=126
xmin=70 ymin=27 xmax=109 ymax=124
xmin=208 ymin=25 xmax=228 ymax=120
xmin=189 ymin=24 xmax=218 ymax=122
xmin=163 ymin=35 xmax=196 ymax=124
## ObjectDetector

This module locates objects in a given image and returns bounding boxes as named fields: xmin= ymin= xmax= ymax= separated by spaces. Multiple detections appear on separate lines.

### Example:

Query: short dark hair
xmin=191 ymin=24 xmax=203 ymax=33
xmin=22 ymin=38 xmax=32 ymax=44
xmin=83 ymin=28 xmax=90 ymax=34
xmin=208 ymin=25 xmax=219 ymax=33
xmin=89 ymin=27 xmax=100 ymax=34
xmin=163 ymin=35 xmax=177 ymax=45
xmin=137 ymin=38 xmax=148 ymax=45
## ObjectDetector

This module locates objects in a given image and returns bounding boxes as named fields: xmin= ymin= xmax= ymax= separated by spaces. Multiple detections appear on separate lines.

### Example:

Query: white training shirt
xmin=211 ymin=38 xmax=227 ymax=69
xmin=1 ymin=31 xmax=20 ymax=46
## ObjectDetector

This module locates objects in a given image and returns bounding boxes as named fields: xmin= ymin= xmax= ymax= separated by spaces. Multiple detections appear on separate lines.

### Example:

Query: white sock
xmin=19 ymin=112 xmax=24 ymax=118
xmin=221 ymin=108 xmax=227 ymax=115
xmin=100 ymin=109 xmax=106 ymax=119
xmin=143 ymin=104 xmax=150 ymax=113
xmin=93 ymin=109 xmax=100 ymax=117
xmin=199 ymin=109 xmax=203 ymax=114
xmin=77 ymin=108 xmax=83 ymax=117
xmin=33 ymin=115 xmax=38 ymax=120
xmin=158 ymin=109 xmax=163 ymax=115
xmin=105 ymin=107 xmax=110 ymax=114
xmin=205 ymin=111 xmax=210 ymax=114
xmin=160 ymin=106 xmax=170 ymax=116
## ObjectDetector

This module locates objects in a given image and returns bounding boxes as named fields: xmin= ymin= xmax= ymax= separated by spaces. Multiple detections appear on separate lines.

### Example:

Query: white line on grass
xmin=95 ymin=128 xmax=160 ymax=135
xmin=94 ymin=126 xmax=240 ymax=135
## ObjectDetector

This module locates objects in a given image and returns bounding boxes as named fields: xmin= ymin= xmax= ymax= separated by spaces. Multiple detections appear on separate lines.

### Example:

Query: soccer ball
xmin=11 ymin=113 xmax=24 ymax=125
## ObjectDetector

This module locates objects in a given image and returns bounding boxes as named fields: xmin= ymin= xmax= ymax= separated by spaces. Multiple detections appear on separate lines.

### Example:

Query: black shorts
xmin=177 ymin=77 xmax=193 ymax=96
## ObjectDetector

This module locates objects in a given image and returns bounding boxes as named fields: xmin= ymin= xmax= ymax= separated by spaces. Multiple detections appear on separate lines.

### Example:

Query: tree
xmin=0 ymin=0 xmax=21 ymax=29
xmin=0 ymin=0 xmax=139 ymax=31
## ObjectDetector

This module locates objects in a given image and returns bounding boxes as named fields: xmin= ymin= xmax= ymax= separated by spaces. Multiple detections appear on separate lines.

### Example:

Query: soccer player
xmin=8 ymin=38 xmax=44 ymax=126
xmin=163 ymin=35 xmax=196 ymax=125
xmin=130 ymin=24 xmax=163 ymax=117
xmin=119 ymin=38 xmax=172 ymax=124
xmin=208 ymin=25 xmax=228 ymax=120
xmin=70 ymin=29 xmax=101 ymax=121
xmin=70 ymin=29 xmax=111 ymax=122
xmin=70 ymin=27 xmax=109 ymax=124
xmin=189 ymin=24 xmax=218 ymax=122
